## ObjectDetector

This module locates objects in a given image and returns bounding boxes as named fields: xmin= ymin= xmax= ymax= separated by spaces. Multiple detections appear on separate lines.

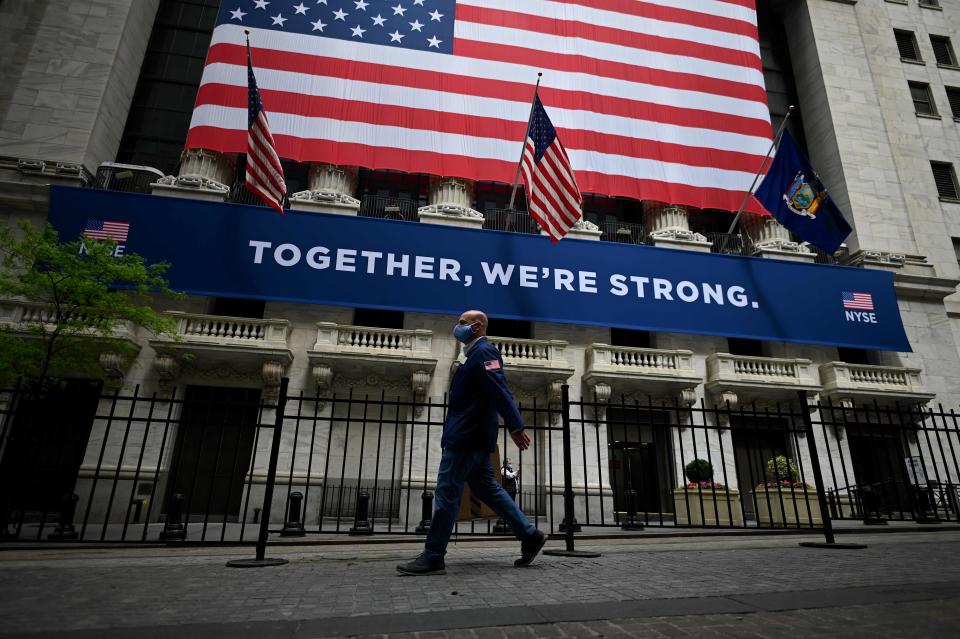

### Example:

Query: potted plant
xmin=673 ymin=459 xmax=743 ymax=526
xmin=751 ymin=455 xmax=822 ymax=527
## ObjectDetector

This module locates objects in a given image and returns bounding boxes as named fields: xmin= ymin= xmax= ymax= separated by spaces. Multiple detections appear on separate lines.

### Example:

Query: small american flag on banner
xmin=83 ymin=220 xmax=129 ymax=242
xmin=245 ymin=36 xmax=286 ymax=214
xmin=842 ymin=292 xmax=874 ymax=311
xmin=520 ymin=95 xmax=582 ymax=242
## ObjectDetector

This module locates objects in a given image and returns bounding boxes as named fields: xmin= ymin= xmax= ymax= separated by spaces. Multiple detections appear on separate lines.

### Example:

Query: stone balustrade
xmin=820 ymin=362 xmax=933 ymax=405
xmin=0 ymin=300 xmax=137 ymax=339
xmin=488 ymin=336 xmax=568 ymax=368
xmin=167 ymin=311 xmax=290 ymax=349
xmin=313 ymin=322 xmax=432 ymax=355
xmin=706 ymin=353 xmax=819 ymax=406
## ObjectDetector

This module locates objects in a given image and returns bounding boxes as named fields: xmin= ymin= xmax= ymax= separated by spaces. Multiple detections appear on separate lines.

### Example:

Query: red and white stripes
xmin=245 ymin=108 xmax=286 ymax=214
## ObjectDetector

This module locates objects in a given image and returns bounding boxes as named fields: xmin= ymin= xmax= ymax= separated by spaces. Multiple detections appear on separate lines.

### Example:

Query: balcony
xmin=150 ymin=311 xmax=294 ymax=376
xmin=583 ymin=344 xmax=701 ymax=400
xmin=0 ymin=300 xmax=140 ymax=343
xmin=706 ymin=353 xmax=820 ymax=406
xmin=820 ymin=362 xmax=934 ymax=406
xmin=307 ymin=323 xmax=437 ymax=387
xmin=486 ymin=336 xmax=574 ymax=389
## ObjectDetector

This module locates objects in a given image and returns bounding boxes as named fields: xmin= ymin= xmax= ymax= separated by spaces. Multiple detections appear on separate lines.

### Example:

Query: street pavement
xmin=1 ymin=530 xmax=959 ymax=637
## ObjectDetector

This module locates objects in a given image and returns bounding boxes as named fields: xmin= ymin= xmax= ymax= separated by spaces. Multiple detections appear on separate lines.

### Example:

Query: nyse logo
xmin=842 ymin=291 xmax=876 ymax=324
xmin=845 ymin=310 xmax=877 ymax=324
xmin=78 ymin=219 xmax=130 ymax=257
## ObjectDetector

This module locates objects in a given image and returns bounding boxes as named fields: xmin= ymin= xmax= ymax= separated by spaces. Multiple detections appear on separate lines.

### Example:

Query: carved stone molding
xmin=153 ymin=354 xmax=180 ymax=397
xmin=98 ymin=352 xmax=128 ymax=389
xmin=680 ymin=387 xmax=698 ymax=407
xmin=411 ymin=370 xmax=432 ymax=416
xmin=289 ymin=163 xmax=361 ymax=214
xmin=261 ymin=360 xmax=285 ymax=404
xmin=418 ymin=177 xmax=484 ymax=227
xmin=152 ymin=149 xmax=233 ymax=200
xmin=642 ymin=201 xmax=711 ymax=250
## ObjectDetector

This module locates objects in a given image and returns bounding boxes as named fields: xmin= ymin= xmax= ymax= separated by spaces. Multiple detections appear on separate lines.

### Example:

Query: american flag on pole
xmin=244 ymin=36 xmax=286 ymax=214
xmin=187 ymin=1 xmax=771 ymax=214
xmin=521 ymin=95 xmax=582 ymax=242
xmin=83 ymin=220 xmax=129 ymax=242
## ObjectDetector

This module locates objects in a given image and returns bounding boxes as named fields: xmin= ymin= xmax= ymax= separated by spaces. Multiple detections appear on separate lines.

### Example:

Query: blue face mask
xmin=453 ymin=322 xmax=476 ymax=343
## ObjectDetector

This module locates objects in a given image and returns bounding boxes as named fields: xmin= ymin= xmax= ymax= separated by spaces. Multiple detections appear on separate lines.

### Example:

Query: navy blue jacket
xmin=441 ymin=336 xmax=525 ymax=452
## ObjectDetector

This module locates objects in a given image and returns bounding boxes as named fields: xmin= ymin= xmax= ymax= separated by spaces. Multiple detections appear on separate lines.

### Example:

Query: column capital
xmin=290 ymin=163 xmax=361 ymax=215
xmin=151 ymin=149 xmax=233 ymax=202
xmin=642 ymin=201 xmax=712 ymax=252
xmin=418 ymin=176 xmax=485 ymax=228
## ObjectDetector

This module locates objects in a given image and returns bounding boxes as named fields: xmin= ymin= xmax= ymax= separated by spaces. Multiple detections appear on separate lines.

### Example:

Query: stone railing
xmin=0 ymin=300 xmax=136 ymax=339
xmin=488 ymin=337 xmax=568 ymax=368
xmin=167 ymin=311 xmax=289 ymax=349
xmin=587 ymin=344 xmax=694 ymax=374
xmin=313 ymin=322 xmax=433 ymax=355
xmin=820 ymin=362 xmax=928 ymax=398
xmin=707 ymin=353 xmax=816 ymax=387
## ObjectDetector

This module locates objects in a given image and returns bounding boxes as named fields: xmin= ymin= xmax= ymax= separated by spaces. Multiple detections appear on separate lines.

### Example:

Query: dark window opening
xmin=931 ymin=35 xmax=957 ymax=66
xmin=211 ymin=297 xmax=266 ymax=319
xmin=727 ymin=338 xmax=766 ymax=357
xmin=909 ymin=82 xmax=937 ymax=116
xmin=894 ymin=30 xmax=922 ymax=62
xmin=931 ymin=162 xmax=960 ymax=200
xmin=837 ymin=347 xmax=873 ymax=365
xmin=116 ymin=0 xmax=220 ymax=175
xmin=610 ymin=328 xmax=652 ymax=349
xmin=945 ymin=87 xmax=960 ymax=119
xmin=353 ymin=308 xmax=405 ymax=329
xmin=487 ymin=318 xmax=532 ymax=339
xmin=920 ymin=0 xmax=941 ymax=8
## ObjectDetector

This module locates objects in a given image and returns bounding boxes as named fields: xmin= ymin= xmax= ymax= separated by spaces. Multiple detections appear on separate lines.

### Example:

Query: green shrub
xmin=766 ymin=455 xmax=799 ymax=482
xmin=684 ymin=459 xmax=714 ymax=483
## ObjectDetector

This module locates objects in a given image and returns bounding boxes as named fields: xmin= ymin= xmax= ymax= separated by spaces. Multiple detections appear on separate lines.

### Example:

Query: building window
xmin=894 ymin=30 xmax=922 ymax=62
xmin=837 ymin=347 xmax=873 ymax=366
xmin=909 ymin=82 xmax=938 ymax=116
xmin=727 ymin=338 xmax=765 ymax=357
xmin=116 ymin=0 xmax=220 ymax=175
xmin=931 ymin=162 xmax=960 ymax=200
xmin=930 ymin=35 xmax=958 ymax=67
xmin=610 ymin=328 xmax=652 ymax=349
xmin=946 ymin=87 xmax=960 ymax=119
xmin=486 ymin=318 xmax=532 ymax=339
xmin=353 ymin=308 xmax=405 ymax=329
xmin=919 ymin=0 xmax=942 ymax=9
xmin=211 ymin=298 xmax=266 ymax=319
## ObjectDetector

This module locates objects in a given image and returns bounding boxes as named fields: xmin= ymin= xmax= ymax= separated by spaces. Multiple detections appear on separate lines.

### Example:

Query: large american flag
xmin=521 ymin=95 xmax=582 ymax=242
xmin=245 ymin=40 xmax=287 ymax=213
xmin=187 ymin=1 xmax=771 ymax=213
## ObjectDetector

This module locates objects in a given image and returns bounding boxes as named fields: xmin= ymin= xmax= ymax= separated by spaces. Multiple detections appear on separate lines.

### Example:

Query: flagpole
xmin=507 ymin=72 xmax=543 ymax=211
xmin=720 ymin=105 xmax=795 ymax=252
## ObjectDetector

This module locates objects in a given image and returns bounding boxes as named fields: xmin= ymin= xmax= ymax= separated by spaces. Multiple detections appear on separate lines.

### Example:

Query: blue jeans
xmin=423 ymin=447 xmax=537 ymax=563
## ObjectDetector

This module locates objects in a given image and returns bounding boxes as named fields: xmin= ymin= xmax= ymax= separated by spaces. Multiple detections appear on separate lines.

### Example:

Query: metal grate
xmin=931 ymin=161 xmax=959 ymax=200
xmin=894 ymin=30 xmax=921 ymax=62
xmin=931 ymin=35 xmax=957 ymax=66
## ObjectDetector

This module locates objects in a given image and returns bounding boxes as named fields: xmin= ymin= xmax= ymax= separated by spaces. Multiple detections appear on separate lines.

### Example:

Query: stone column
xmin=289 ymin=163 xmax=361 ymax=215
xmin=742 ymin=213 xmax=815 ymax=262
xmin=151 ymin=149 xmax=234 ymax=202
xmin=642 ymin=202 xmax=712 ymax=252
xmin=418 ymin=177 xmax=485 ymax=228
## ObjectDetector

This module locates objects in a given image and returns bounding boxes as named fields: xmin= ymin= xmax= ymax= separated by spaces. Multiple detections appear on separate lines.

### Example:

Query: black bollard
xmin=621 ymin=489 xmax=644 ymax=531
xmin=415 ymin=491 xmax=433 ymax=533
xmin=0 ymin=498 xmax=17 ymax=539
xmin=349 ymin=491 xmax=374 ymax=535
xmin=280 ymin=491 xmax=306 ymax=537
xmin=47 ymin=493 xmax=80 ymax=540
xmin=558 ymin=516 xmax=581 ymax=533
xmin=159 ymin=492 xmax=186 ymax=541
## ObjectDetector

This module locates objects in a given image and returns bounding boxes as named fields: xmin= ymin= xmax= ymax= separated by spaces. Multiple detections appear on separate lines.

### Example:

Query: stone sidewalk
xmin=1 ymin=531 xmax=959 ymax=637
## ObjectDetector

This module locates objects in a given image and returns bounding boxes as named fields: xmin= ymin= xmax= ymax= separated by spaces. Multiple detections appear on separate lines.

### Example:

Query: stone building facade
xmin=1 ymin=0 xmax=959 ymax=533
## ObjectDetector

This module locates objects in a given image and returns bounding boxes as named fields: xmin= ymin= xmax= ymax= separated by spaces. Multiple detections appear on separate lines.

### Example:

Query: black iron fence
xmin=1 ymin=380 xmax=958 ymax=545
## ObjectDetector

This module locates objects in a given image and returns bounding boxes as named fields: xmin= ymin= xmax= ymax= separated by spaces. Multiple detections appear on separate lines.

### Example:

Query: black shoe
xmin=397 ymin=554 xmax=446 ymax=576
xmin=515 ymin=530 xmax=547 ymax=567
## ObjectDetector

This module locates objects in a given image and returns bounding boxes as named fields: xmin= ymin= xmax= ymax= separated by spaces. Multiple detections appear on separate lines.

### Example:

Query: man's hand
xmin=510 ymin=428 xmax=531 ymax=451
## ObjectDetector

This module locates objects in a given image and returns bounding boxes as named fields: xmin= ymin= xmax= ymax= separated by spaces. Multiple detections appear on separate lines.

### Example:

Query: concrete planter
xmin=673 ymin=488 xmax=744 ymax=527
xmin=751 ymin=488 xmax=822 ymax=527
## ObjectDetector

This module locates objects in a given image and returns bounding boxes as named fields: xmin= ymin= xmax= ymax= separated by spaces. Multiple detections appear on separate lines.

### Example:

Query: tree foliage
xmin=0 ymin=221 xmax=177 ymax=387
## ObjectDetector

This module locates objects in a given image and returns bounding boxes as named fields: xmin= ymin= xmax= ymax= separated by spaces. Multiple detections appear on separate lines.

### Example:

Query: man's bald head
xmin=458 ymin=310 xmax=488 ymax=337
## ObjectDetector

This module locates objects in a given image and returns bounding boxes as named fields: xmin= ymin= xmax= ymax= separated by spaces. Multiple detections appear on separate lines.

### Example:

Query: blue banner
xmin=48 ymin=186 xmax=910 ymax=352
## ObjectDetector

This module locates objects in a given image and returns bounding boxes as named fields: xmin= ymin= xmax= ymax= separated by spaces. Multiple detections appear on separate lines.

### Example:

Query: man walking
xmin=397 ymin=310 xmax=547 ymax=575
